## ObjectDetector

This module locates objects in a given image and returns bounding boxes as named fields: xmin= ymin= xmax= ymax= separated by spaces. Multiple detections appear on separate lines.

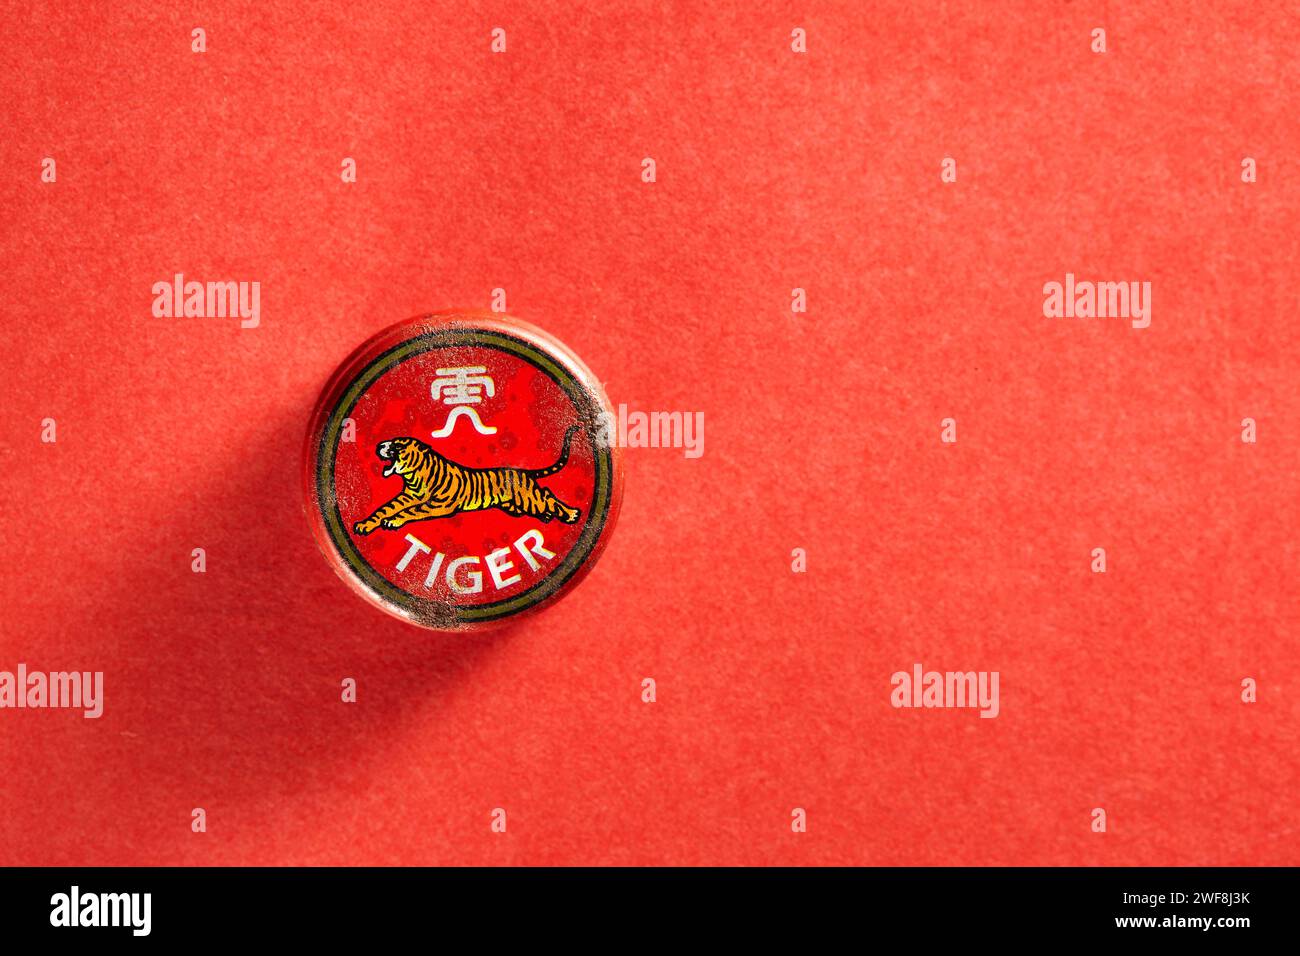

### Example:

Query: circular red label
xmin=304 ymin=313 xmax=622 ymax=629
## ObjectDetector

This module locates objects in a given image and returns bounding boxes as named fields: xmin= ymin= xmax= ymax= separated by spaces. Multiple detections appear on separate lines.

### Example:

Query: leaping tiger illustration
xmin=352 ymin=425 xmax=583 ymax=535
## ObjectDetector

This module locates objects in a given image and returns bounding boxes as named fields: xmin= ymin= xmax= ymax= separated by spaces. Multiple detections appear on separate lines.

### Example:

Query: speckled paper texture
xmin=0 ymin=1 xmax=1296 ymax=866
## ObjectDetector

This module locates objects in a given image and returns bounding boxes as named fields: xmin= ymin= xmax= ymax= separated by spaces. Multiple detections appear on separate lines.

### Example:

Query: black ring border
xmin=314 ymin=327 xmax=613 ymax=624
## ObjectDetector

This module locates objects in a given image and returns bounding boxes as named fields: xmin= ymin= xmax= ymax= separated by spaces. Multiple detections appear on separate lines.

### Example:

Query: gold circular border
xmin=315 ymin=327 xmax=613 ymax=625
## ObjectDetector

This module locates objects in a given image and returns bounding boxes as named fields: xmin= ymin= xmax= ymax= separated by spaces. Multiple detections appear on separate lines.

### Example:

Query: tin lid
xmin=303 ymin=311 xmax=624 ymax=630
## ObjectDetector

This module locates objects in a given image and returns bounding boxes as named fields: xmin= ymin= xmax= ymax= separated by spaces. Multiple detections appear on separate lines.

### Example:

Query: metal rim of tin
xmin=303 ymin=311 xmax=624 ymax=630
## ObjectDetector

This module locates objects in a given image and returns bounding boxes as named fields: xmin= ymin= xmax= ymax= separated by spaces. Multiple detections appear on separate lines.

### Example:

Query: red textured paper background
xmin=1 ymin=1 xmax=1297 ymax=866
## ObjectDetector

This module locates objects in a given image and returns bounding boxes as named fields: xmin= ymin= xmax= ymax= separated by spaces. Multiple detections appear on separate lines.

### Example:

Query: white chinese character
xmin=430 ymin=366 xmax=498 ymax=436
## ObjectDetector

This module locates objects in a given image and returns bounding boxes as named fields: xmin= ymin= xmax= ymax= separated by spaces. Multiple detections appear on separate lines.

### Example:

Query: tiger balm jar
xmin=303 ymin=311 xmax=625 ymax=630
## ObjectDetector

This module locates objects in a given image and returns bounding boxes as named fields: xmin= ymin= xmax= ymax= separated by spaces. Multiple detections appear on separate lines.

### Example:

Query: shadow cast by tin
xmin=57 ymin=409 xmax=521 ymax=859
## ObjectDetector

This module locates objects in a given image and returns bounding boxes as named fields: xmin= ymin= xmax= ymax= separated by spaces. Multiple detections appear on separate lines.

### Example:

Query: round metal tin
xmin=304 ymin=311 xmax=623 ymax=630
